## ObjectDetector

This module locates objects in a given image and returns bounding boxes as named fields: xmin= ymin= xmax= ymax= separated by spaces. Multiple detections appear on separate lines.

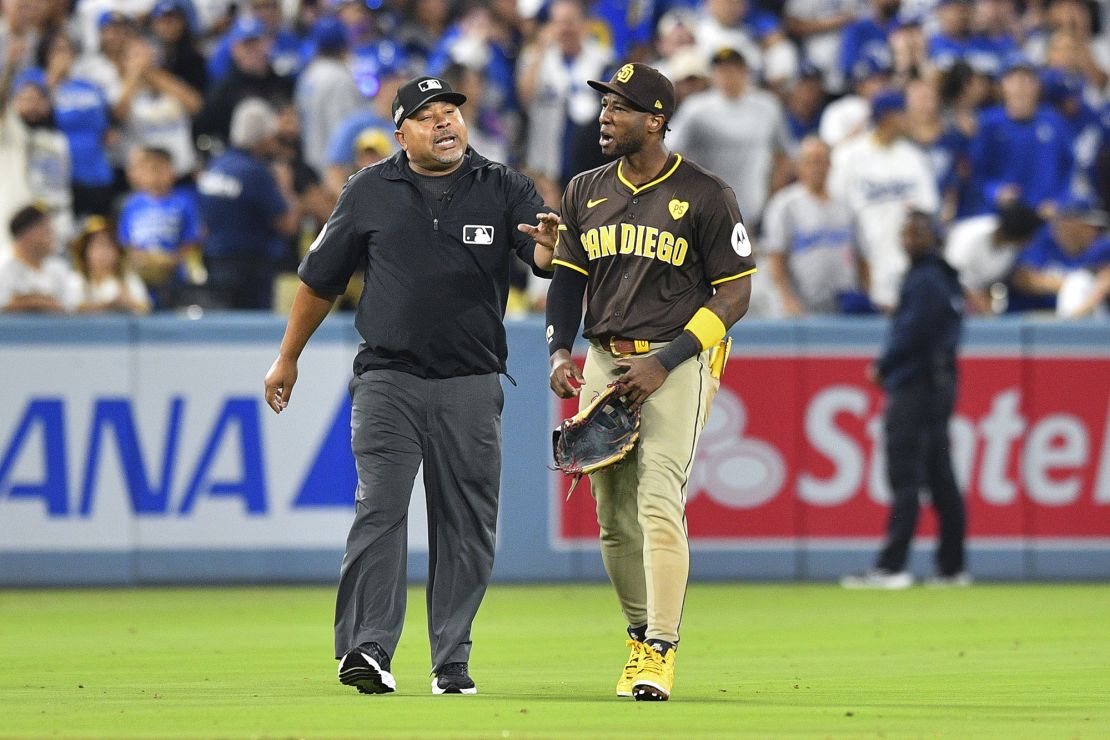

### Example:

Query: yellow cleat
xmin=632 ymin=641 xmax=676 ymax=701
xmin=616 ymin=638 xmax=646 ymax=697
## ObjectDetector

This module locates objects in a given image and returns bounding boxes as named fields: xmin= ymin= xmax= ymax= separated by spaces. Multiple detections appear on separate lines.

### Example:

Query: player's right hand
xmin=517 ymin=212 xmax=562 ymax=250
xmin=264 ymin=356 xmax=298 ymax=414
xmin=549 ymin=350 xmax=584 ymax=398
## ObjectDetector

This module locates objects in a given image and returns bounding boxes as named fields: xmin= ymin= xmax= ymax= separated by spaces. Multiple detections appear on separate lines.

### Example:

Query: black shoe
xmin=338 ymin=643 xmax=396 ymax=694
xmin=432 ymin=662 xmax=477 ymax=695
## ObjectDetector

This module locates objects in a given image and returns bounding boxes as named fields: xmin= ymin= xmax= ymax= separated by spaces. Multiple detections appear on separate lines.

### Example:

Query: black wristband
xmin=653 ymin=331 xmax=701 ymax=372
xmin=545 ymin=265 xmax=588 ymax=355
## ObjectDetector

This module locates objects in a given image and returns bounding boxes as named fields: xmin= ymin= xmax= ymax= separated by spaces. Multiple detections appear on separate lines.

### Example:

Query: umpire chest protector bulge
xmin=299 ymin=148 xmax=550 ymax=379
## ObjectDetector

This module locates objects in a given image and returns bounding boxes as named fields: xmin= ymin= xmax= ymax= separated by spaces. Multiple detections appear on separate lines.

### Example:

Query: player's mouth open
xmin=434 ymin=134 xmax=458 ymax=150
xmin=599 ymin=131 xmax=614 ymax=146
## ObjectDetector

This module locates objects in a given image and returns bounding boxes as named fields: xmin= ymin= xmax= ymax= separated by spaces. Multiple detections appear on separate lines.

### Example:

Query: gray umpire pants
xmin=333 ymin=369 xmax=503 ymax=672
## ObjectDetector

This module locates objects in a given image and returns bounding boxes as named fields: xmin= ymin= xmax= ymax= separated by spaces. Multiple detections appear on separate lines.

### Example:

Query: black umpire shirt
xmin=299 ymin=147 xmax=552 ymax=379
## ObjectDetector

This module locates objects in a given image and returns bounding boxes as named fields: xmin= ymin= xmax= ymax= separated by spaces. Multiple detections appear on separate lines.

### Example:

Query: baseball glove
xmin=552 ymin=383 xmax=641 ymax=498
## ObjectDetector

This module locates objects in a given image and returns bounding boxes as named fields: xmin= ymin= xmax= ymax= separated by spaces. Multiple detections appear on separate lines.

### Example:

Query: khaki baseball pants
xmin=581 ymin=341 xmax=719 ymax=643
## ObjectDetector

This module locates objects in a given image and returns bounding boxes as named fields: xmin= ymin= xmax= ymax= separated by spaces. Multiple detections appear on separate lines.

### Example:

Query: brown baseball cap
xmin=588 ymin=63 xmax=676 ymax=120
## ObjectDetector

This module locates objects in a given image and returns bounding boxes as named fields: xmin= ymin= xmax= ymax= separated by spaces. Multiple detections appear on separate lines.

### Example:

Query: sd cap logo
xmin=418 ymin=79 xmax=443 ymax=92
xmin=668 ymin=199 xmax=689 ymax=220
xmin=616 ymin=64 xmax=635 ymax=83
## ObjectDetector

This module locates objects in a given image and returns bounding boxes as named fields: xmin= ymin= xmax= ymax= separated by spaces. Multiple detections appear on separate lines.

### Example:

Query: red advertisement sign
xmin=556 ymin=354 xmax=1110 ymax=543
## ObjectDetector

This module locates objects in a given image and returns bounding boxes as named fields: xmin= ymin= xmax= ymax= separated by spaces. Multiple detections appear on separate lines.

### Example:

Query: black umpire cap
xmin=588 ymin=63 xmax=676 ymax=120
xmin=391 ymin=76 xmax=467 ymax=127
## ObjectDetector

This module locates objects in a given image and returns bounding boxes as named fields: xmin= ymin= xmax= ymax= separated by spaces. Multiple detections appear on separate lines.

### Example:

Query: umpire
xmin=264 ymin=75 xmax=558 ymax=695
xmin=843 ymin=209 xmax=968 ymax=589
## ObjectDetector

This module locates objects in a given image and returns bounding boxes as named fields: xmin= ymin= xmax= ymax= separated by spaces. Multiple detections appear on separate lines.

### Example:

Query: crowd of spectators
xmin=0 ymin=0 xmax=1108 ymax=317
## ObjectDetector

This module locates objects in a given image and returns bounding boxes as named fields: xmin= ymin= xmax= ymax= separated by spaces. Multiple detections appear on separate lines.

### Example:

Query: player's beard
xmin=605 ymin=127 xmax=646 ymax=159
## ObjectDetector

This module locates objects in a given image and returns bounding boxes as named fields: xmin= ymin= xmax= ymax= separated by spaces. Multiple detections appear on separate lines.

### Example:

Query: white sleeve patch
xmin=307 ymin=221 xmax=328 ymax=253
xmin=731 ymin=222 xmax=751 ymax=257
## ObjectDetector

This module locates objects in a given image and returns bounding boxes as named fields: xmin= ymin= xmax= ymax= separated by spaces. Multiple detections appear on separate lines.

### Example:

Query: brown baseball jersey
xmin=552 ymin=153 xmax=757 ymax=342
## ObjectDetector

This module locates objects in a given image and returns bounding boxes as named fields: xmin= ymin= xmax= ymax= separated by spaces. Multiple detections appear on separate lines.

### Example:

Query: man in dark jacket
xmin=842 ymin=209 xmax=969 ymax=589
xmin=196 ymin=99 xmax=297 ymax=309
xmin=194 ymin=18 xmax=294 ymax=148
xmin=264 ymin=75 xmax=558 ymax=696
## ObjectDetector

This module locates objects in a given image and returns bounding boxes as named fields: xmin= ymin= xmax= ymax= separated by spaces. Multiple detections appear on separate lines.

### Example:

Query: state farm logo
xmin=688 ymin=384 xmax=1110 ymax=511
xmin=557 ymin=354 xmax=1110 ymax=543
xmin=688 ymin=387 xmax=786 ymax=509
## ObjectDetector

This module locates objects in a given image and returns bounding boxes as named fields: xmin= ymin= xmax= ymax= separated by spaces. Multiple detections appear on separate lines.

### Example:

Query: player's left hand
xmin=517 ymin=212 xmax=561 ymax=249
xmin=615 ymin=356 xmax=668 ymax=410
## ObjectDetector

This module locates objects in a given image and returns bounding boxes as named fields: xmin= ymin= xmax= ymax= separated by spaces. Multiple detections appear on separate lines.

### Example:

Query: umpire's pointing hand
xmin=517 ymin=212 xmax=561 ymax=249
xmin=615 ymin=356 xmax=668 ymax=410
xmin=549 ymin=349 xmax=584 ymax=398
xmin=264 ymin=356 xmax=298 ymax=413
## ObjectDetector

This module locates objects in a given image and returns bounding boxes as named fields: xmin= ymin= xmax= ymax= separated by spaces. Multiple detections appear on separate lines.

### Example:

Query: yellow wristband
xmin=684 ymin=307 xmax=726 ymax=352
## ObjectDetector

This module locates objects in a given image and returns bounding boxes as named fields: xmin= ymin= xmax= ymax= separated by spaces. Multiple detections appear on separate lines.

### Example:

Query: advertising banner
xmin=0 ymin=324 xmax=432 ymax=556
xmin=556 ymin=353 xmax=1110 ymax=546
xmin=2 ymin=316 xmax=1107 ymax=584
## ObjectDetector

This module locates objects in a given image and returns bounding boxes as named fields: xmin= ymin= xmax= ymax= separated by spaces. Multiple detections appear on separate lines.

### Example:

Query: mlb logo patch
xmin=464 ymin=225 xmax=494 ymax=245
xmin=418 ymin=79 xmax=443 ymax=92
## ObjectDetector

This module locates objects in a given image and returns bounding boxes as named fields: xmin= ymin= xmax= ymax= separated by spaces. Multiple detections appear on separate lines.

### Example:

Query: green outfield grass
xmin=1 ymin=583 xmax=1108 ymax=739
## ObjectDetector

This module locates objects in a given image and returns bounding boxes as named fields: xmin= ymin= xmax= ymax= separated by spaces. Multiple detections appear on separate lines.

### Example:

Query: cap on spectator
xmin=391 ymin=76 xmax=467 ymax=126
xmin=710 ymin=47 xmax=748 ymax=67
xmin=587 ymin=63 xmax=676 ymax=120
xmin=666 ymin=48 xmax=710 ymax=81
xmin=312 ymin=16 xmax=347 ymax=53
xmin=9 ymin=204 xmax=48 ymax=239
xmin=656 ymin=8 xmax=698 ymax=38
xmin=97 ymin=10 xmax=134 ymax=29
xmin=852 ymin=53 xmax=893 ymax=83
xmin=354 ymin=127 xmax=392 ymax=155
xmin=12 ymin=67 xmax=48 ymax=93
xmin=1001 ymin=54 xmax=1038 ymax=76
xmin=71 ymin=215 xmax=111 ymax=253
xmin=870 ymin=89 xmax=906 ymax=123
xmin=150 ymin=0 xmax=189 ymax=19
xmin=997 ymin=202 xmax=1044 ymax=241
xmin=354 ymin=43 xmax=408 ymax=97
xmin=1056 ymin=196 xmax=1110 ymax=228
xmin=1039 ymin=68 xmax=1084 ymax=104
xmin=228 ymin=17 xmax=267 ymax=46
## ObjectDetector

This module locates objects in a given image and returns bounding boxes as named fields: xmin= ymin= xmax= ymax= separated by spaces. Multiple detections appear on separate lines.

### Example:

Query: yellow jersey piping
xmin=617 ymin=154 xmax=683 ymax=195
xmin=552 ymin=258 xmax=589 ymax=276
xmin=710 ymin=267 xmax=758 ymax=285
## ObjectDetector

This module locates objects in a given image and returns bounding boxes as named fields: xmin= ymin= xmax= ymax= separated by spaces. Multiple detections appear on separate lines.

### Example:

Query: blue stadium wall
xmin=1 ymin=314 xmax=1108 ymax=586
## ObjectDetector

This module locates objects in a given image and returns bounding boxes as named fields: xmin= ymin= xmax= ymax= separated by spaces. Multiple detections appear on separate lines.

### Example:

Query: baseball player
xmin=539 ymin=63 xmax=756 ymax=701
